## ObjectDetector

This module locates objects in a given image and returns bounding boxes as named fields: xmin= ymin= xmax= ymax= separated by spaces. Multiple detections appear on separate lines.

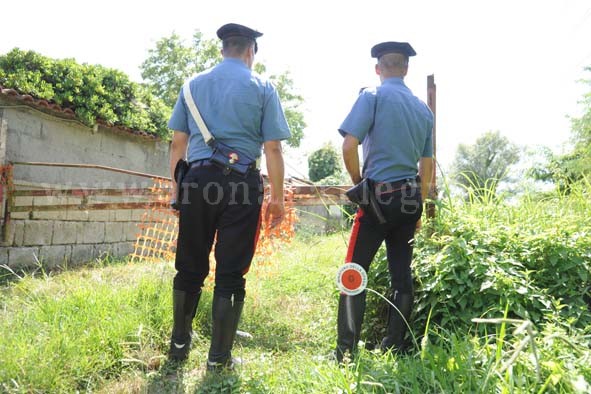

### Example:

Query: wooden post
xmin=426 ymin=75 xmax=437 ymax=219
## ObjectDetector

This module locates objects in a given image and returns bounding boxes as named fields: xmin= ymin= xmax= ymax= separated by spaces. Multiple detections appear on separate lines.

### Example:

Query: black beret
xmin=371 ymin=42 xmax=416 ymax=59
xmin=216 ymin=23 xmax=263 ymax=40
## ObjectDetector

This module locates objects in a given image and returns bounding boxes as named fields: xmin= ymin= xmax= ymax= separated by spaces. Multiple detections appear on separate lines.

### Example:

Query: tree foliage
xmin=140 ymin=31 xmax=221 ymax=109
xmin=530 ymin=67 xmax=591 ymax=189
xmin=452 ymin=130 xmax=520 ymax=196
xmin=569 ymin=67 xmax=591 ymax=172
xmin=140 ymin=31 xmax=306 ymax=148
xmin=528 ymin=148 xmax=586 ymax=192
xmin=268 ymin=70 xmax=306 ymax=148
xmin=308 ymin=143 xmax=342 ymax=182
xmin=0 ymin=48 xmax=171 ymax=139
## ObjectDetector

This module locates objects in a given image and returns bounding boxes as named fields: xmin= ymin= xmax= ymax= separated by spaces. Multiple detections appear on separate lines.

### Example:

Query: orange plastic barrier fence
xmin=131 ymin=178 xmax=297 ymax=279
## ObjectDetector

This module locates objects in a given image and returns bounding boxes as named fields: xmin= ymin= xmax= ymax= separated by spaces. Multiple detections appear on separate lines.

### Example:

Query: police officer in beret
xmin=167 ymin=23 xmax=290 ymax=370
xmin=336 ymin=41 xmax=433 ymax=361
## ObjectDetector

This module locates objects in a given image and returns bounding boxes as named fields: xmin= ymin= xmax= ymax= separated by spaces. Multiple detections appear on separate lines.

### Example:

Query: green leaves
xmin=308 ymin=143 xmax=342 ymax=182
xmin=452 ymin=130 xmax=520 ymax=198
xmin=270 ymin=71 xmax=306 ymax=148
xmin=140 ymin=32 xmax=212 ymax=108
xmin=0 ymin=48 xmax=171 ymax=139
xmin=365 ymin=186 xmax=591 ymax=340
xmin=530 ymin=68 xmax=591 ymax=190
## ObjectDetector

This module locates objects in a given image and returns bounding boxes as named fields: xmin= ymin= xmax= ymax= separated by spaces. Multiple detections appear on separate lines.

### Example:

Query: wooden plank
xmin=10 ymin=201 xmax=167 ymax=213
xmin=291 ymin=185 xmax=350 ymax=196
xmin=12 ymin=188 xmax=161 ymax=197
xmin=12 ymin=161 xmax=169 ymax=181
xmin=292 ymin=198 xmax=350 ymax=206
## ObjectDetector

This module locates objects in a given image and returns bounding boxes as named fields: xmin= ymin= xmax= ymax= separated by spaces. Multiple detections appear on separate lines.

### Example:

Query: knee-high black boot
xmin=207 ymin=294 xmax=244 ymax=371
xmin=169 ymin=289 xmax=201 ymax=361
xmin=380 ymin=291 xmax=413 ymax=353
xmin=336 ymin=291 xmax=367 ymax=362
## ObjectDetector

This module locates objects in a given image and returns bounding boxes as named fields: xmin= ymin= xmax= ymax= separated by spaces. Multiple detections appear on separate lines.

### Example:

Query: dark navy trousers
xmin=174 ymin=164 xmax=263 ymax=301
xmin=345 ymin=183 xmax=423 ymax=293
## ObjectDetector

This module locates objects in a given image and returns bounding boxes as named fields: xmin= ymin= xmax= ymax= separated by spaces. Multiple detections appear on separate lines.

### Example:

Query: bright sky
xmin=2 ymin=0 xmax=590 ymax=178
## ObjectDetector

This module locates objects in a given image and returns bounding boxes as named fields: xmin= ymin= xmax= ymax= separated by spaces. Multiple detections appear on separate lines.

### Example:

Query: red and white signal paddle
xmin=336 ymin=263 xmax=368 ymax=296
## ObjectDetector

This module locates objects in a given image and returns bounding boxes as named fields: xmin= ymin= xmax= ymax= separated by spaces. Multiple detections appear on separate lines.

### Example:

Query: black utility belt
xmin=190 ymin=159 xmax=259 ymax=174
xmin=345 ymin=176 xmax=421 ymax=224
xmin=190 ymin=159 xmax=258 ymax=170
xmin=375 ymin=176 xmax=420 ymax=191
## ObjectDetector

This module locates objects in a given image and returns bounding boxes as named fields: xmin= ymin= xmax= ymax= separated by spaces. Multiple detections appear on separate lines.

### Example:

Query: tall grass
xmin=0 ymin=180 xmax=590 ymax=393
xmin=0 ymin=262 xmax=175 ymax=392
xmin=365 ymin=177 xmax=590 ymax=390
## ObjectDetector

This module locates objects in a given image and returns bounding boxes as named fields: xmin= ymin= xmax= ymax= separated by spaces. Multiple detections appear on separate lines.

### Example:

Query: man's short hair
xmin=222 ymin=36 xmax=254 ymax=56
xmin=378 ymin=53 xmax=409 ymax=70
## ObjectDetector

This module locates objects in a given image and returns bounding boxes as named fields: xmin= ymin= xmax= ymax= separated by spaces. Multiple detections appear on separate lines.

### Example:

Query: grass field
xmin=1 ymin=184 xmax=590 ymax=393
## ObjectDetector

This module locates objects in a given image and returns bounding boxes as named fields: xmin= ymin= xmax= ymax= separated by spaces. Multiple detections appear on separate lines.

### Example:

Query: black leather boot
xmin=335 ymin=291 xmax=367 ymax=363
xmin=380 ymin=291 xmax=413 ymax=353
xmin=207 ymin=294 xmax=244 ymax=372
xmin=169 ymin=289 xmax=201 ymax=361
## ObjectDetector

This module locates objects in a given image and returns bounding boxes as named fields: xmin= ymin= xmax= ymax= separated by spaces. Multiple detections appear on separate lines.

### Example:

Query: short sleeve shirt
xmin=168 ymin=58 xmax=291 ymax=162
xmin=338 ymin=77 xmax=433 ymax=182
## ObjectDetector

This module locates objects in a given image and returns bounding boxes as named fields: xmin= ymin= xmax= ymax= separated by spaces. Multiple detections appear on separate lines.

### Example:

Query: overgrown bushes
xmin=365 ymin=182 xmax=591 ymax=343
xmin=0 ymin=48 xmax=171 ymax=139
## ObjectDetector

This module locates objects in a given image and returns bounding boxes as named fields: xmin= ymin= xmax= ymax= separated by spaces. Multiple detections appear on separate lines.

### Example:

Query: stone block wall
xmin=0 ymin=98 xmax=169 ymax=186
xmin=1 ymin=193 xmax=151 ymax=268
xmin=296 ymin=205 xmax=346 ymax=234
xmin=0 ymin=102 xmax=170 ymax=269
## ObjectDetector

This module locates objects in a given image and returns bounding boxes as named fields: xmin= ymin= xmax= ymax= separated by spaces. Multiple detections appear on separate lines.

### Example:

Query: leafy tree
xmin=527 ymin=148 xmax=585 ymax=192
xmin=452 ymin=130 xmax=520 ymax=196
xmin=569 ymin=67 xmax=591 ymax=170
xmin=140 ymin=31 xmax=220 ymax=108
xmin=140 ymin=31 xmax=305 ymax=148
xmin=308 ymin=143 xmax=342 ymax=182
xmin=530 ymin=67 xmax=591 ymax=189
xmin=268 ymin=69 xmax=305 ymax=148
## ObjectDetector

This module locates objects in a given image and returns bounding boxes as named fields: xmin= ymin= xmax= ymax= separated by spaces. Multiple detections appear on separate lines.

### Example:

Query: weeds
xmin=1 ymin=180 xmax=590 ymax=392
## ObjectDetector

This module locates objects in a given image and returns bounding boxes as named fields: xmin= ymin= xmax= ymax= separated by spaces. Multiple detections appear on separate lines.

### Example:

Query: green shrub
xmin=364 ymin=182 xmax=591 ymax=342
xmin=0 ymin=48 xmax=171 ymax=139
xmin=308 ymin=143 xmax=342 ymax=182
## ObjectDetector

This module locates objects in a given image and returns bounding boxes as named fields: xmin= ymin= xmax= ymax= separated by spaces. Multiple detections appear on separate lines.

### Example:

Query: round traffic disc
xmin=336 ymin=263 xmax=368 ymax=296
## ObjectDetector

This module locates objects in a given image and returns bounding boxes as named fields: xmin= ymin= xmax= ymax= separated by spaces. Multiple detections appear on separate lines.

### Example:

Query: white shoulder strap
xmin=183 ymin=80 xmax=214 ymax=145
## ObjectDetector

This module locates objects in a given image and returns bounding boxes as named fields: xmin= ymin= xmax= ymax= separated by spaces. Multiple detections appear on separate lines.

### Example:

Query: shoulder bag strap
xmin=183 ymin=80 xmax=215 ymax=146
xmin=362 ymin=93 xmax=378 ymax=177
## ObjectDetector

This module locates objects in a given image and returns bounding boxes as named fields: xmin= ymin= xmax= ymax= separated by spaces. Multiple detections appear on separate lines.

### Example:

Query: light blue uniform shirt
xmin=339 ymin=77 xmax=433 ymax=183
xmin=168 ymin=58 xmax=291 ymax=162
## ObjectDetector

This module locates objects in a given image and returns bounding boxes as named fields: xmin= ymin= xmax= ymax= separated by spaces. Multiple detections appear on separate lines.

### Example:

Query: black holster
xmin=172 ymin=159 xmax=189 ymax=211
xmin=345 ymin=178 xmax=386 ymax=224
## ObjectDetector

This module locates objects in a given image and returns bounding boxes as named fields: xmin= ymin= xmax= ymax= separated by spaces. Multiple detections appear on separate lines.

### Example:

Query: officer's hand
xmin=265 ymin=199 xmax=285 ymax=229
xmin=415 ymin=218 xmax=422 ymax=230
xmin=170 ymin=187 xmax=179 ymax=211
